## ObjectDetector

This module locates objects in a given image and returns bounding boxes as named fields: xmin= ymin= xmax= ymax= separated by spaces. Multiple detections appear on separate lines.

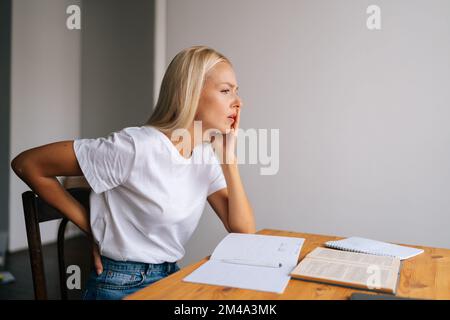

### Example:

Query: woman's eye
xmin=221 ymin=89 xmax=230 ymax=94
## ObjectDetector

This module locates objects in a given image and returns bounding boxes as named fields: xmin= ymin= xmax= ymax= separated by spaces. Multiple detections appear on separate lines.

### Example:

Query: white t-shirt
xmin=73 ymin=125 xmax=227 ymax=263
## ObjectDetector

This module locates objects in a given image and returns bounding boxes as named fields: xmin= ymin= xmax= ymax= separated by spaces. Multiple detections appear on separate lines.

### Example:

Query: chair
xmin=21 ymin=187 xmax=90 ymax=300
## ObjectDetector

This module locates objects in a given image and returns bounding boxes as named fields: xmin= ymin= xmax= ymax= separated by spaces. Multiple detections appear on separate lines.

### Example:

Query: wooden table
xmin=125 ymin=229 xmax=450 ymax=300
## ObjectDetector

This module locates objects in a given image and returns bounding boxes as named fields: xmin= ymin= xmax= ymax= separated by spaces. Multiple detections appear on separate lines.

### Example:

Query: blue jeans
xmin=82 ymin=255 xmax=180 ymax=300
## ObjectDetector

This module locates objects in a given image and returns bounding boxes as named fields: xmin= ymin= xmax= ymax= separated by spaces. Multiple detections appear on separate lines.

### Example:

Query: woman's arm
xmin=11 ymin=141 xmax=104 ymax=274
xmin=11 ymin=141 xmax=92 ymax=234
xmin=208 ymin=107 xmax=256 ymax=234
xmin=207 ymin=162 xmax=256 ymax=234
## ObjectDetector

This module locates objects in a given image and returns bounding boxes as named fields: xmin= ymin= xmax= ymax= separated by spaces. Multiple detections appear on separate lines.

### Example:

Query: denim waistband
xmin=100 ymin=255 xmax=178 ymax=275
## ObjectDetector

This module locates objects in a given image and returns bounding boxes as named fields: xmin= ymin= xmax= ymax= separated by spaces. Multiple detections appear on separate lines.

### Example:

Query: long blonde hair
xmin=146 ymin=46 xmax=231 ymax=133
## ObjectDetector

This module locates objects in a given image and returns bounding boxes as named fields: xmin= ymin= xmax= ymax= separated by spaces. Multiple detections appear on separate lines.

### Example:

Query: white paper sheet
xmin=325 ymin=236 xmax=424 ymax=260
xmin=183 ymin=233 xmax=305 ymax=294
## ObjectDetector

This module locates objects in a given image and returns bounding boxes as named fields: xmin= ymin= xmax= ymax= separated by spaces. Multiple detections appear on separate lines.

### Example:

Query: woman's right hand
xmin=92 ymin=242 xmax=103 ymax=275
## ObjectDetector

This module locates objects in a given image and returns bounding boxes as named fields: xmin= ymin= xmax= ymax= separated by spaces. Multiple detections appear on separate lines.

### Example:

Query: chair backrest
xmin=21 ymin=187 xmax=90 ymax=300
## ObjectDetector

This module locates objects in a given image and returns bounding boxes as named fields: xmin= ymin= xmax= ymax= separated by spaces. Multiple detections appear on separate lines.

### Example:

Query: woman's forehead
xmin=207 ymin=62 xmax=237 ymax=85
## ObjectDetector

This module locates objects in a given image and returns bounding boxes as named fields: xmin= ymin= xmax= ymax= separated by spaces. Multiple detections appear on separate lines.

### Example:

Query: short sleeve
xmin=207 ymin=146 xmax=227 ymax=196
xmin=73 ymin=129 xmax=136 ymax=194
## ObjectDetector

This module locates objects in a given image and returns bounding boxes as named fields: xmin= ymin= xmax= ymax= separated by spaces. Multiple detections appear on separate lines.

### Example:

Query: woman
xmin=11 ymin=46 xmax=255 ymax=300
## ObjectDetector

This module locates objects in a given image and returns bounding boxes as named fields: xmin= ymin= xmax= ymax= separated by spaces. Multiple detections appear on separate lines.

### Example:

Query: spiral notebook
xmin=325 ymin=237 xmax=424 ymax=260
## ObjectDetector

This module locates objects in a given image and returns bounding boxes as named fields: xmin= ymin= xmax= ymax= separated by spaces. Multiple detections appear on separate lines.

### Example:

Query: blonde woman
xmin=11 ymin=46 xmax=255 ymax=300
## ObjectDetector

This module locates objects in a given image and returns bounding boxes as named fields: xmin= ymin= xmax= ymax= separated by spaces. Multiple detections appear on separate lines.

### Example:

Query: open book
xmin=183 ymin=233 xmax=305 ymax=293
xmin=290 ymin=247 xmax=402 ymax=294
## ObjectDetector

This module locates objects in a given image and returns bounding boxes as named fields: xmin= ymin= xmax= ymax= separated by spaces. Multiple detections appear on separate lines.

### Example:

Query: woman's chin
xmin=204 ymin=122 xmax=231 ymax=135
xmin=214 ymin=124 xmax=230 ymax=134
xmin=223 ymin=124 xmax=234 ymax=134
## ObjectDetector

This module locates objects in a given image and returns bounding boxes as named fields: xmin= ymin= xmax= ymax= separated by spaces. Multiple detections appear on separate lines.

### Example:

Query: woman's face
xmin=195 ymin=62 xmax=242 ymax=135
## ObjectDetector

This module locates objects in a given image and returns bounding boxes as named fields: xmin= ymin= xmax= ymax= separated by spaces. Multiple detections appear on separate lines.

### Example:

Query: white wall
xmin=167 ymin=0 xmax=450 ymax=267
xmin=80 ymin=0 xmax=155 ymax=138
xmin=8 ymin=0 xmax=155 ymax=252
xmin=9 ymin=0 xmax=81 ymax=251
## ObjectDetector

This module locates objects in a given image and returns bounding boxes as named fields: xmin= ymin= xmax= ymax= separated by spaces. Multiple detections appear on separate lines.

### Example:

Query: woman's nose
xmin=234 ymin=95 xmax=243 ymax=108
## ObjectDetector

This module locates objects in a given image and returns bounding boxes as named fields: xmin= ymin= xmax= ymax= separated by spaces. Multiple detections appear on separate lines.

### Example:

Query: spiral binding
xmin=325 ymin=240 xmax=396 ymax=258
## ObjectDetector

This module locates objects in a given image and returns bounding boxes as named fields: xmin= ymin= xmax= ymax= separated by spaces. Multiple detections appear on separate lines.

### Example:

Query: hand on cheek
xmin=231 ymin=108 xmax=240 ymax=134
xmin=211 ymin=108 xmax=241 ymax=164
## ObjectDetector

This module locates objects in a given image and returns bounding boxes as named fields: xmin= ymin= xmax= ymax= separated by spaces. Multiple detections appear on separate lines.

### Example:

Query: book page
xmin=308 ymin=247 xmax=397 ymax=267
xmin=210 ymin=233 xmax=304 ymax=269
xmin=290 ymin=248 xmax=401 ymax=292
xmin=293 ymin=259 xmax=394 ymax=288
xmin=183 ymin=260 xmax=292 ymax=294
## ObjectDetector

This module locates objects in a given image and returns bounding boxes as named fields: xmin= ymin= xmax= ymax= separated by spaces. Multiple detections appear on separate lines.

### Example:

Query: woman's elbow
xmin=234 ymin=228 xmax=256 ymax=234
xmin=11 ymin=152 xmax=34 ymax=179
xmin=11 ymin=154 xmax=23 ymax=176
xmin=230 ymin=225 xmax=256 ymax=234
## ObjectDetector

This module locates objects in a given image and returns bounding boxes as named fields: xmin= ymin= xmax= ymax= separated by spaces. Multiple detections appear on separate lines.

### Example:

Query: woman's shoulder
xmin=121 ymin=125 xmax=162 ymax=141
xmin=120 ymin=125 xmax=168 ymax=153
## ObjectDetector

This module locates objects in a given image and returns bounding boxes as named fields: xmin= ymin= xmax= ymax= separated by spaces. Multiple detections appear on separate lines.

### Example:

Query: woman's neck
xmin=165 ymin=125 xmax=210 ymax=159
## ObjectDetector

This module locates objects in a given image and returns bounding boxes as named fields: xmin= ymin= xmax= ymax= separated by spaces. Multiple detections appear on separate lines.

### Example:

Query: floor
xmin=0 ymin=235 xmax=92 ymax=300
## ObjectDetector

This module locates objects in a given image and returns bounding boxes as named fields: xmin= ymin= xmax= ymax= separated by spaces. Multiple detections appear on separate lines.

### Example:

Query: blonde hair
xmin=146 ymin=46 xmax=231 ymax=133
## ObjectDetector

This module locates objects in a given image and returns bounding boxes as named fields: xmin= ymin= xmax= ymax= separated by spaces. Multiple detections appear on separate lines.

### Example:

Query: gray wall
xmin=81 ymin=0 xmax=155 ymax=138
xmin=167 ymin=0 xmax=450 ymax=267
xmin=9 ymin=0 xmax=82 ymax=251
xmin=8 ymin=0 xmax=156 ymax=252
